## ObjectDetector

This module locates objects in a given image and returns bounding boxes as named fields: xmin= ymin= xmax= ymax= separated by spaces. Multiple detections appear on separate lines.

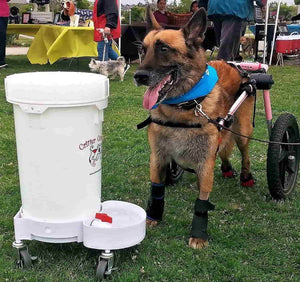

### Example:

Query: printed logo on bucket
xmin=89 ymin=143 xmax=102 ymax=167
xmin=79 ymin=135 xmax=102 ymax=170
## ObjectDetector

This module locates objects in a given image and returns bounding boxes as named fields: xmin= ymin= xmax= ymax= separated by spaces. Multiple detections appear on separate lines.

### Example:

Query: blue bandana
xmin=152 ymin=65 xmax=218 ymax=109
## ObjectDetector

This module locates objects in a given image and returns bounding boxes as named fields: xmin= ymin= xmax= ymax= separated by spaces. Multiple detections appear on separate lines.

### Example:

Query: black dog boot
xmin=146 ymin=182 xmax=165 ymax=221
xmin=190 ymin=198 xmax=215 ymax=241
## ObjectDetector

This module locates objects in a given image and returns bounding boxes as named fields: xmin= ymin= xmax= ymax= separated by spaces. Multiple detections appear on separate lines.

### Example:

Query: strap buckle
xmin=194 ymin=100 xmax=210 ymax=120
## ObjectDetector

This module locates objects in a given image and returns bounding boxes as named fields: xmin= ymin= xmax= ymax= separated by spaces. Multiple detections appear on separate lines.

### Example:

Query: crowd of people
xmin=0 ymin=0 xmax=267 ymax=65
xmin=151 ymin=0 xmax=266 ymax=61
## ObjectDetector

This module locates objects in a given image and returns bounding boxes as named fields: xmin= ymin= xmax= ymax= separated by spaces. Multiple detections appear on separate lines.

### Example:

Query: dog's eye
xmin=160 ymin=46 xmax=168 ymax=52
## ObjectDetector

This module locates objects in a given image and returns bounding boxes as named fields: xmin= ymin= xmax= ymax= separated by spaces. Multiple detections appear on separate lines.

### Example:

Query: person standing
xmin=93 ymin=0 xmax=120 ymax=61
xmin=153 ymin=0 xmax=169 ymax=25
xmin=0 ymin=0 xmax=10 ymax=69
xmin=208 ymin=0 xmax=263 ymax=61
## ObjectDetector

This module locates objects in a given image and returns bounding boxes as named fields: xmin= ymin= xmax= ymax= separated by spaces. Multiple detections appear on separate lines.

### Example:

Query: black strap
xmin=137 ymin=116 xmax=203 ymax=130
xmin=173 ymin=96 xmax=207 ymax=110
xmin=137 ymin=116 xmax=152 ymax=129
xmin=194 ymin=198 xmax=215 ymax=213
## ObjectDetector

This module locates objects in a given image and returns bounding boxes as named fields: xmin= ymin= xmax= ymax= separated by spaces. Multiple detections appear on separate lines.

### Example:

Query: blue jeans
xmin=0 ymin=17 xmax=8 ymax=65
xmin=97 ymin=40 xmax=119 ymax=61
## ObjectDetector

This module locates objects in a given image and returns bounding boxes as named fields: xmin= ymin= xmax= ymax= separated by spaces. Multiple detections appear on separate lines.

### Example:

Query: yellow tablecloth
xmin=7 ymin=24 xmax=98 ymax=64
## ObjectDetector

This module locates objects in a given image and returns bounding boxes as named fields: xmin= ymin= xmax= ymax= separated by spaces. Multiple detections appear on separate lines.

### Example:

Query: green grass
xmin=0 ymin=55 xmax=300 ymax=281
xmin=7 ymin=35 xmax=33 ymax=47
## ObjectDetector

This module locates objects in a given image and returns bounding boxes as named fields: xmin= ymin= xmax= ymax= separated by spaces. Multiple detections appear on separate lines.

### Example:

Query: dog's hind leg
xmin=234 ymin=97 xmax=255 ymax=187
xmin=219 ymin=134 xmax=237 ymax=178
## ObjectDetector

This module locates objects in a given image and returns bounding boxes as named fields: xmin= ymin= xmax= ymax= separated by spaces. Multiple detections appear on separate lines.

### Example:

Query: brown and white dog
xmin=61 ymin=0 xmax=79 ymax=27
xmin=134 ymin=8 xmax=255 ymax=249
xmin=240 ymin=36 xmax=257 ymax=59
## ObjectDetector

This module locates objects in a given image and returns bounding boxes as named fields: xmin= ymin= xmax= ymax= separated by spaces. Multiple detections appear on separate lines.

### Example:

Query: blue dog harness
xmin=151 ymin=65 xmax=218 ymax=110
xmin=137 ymin=65 xmax=218 ymax=129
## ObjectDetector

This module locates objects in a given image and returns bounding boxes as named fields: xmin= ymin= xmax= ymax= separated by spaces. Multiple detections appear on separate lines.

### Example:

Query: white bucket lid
xmin=5 ymin=72 xmax=109 ymax=108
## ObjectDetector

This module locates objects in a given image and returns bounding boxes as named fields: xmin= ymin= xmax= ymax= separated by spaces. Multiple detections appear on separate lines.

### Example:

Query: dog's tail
xmin=124 ymin=63 xmax=130 ymax=75
xmin=117 ymin=56 xmax=130 ymax=75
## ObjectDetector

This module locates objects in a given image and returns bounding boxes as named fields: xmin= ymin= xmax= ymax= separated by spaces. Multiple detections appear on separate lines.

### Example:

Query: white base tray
xmin=83 ymin=201 xmax=146 ymax=250
xmin=14 ymin=200 xmax=146 ymax=250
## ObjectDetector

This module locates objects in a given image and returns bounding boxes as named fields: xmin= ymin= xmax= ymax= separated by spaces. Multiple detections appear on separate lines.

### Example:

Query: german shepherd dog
xmin=134 ymin=8 xmax=255 ymax=249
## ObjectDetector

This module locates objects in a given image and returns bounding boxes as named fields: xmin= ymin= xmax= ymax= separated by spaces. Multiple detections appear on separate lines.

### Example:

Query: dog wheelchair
xmin=166 ymin=61 xmax=300 ymax=200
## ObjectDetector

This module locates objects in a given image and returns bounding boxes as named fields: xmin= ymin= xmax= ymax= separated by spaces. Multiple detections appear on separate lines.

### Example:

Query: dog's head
xmin=88 ymin=58 xmax=101 ymax=72
xmin=117 ymin=56 xmax=126 ymax=65
xmin=134 ymin=7 xmax=207 ymax=110
xmin=61 ymin=0 xmax=75 ymax=16
xmin=240 ymin=36 xmax=248 ymax=45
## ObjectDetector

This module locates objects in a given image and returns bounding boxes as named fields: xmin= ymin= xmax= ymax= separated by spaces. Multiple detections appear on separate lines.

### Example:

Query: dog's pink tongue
xmin=143 ymin=75 xmax=170 ymax=110
xmin=143 ymin=86 xmax=160 ymax=110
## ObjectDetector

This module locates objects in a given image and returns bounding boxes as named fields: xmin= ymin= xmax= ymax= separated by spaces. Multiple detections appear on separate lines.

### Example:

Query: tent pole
xmin=269 ymin=0 xmax=281 ymax=65
xmin=263 ymin=0 xmax=270 ymax=64
xmin=119 ymin=0 xmax=121 ymax=54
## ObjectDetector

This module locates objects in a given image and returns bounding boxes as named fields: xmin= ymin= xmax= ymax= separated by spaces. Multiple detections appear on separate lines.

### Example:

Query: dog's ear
xmin=146 ymin=5 xmax=162 ymax=33
xmin=182 ymin=8 xmax=207 ymax=48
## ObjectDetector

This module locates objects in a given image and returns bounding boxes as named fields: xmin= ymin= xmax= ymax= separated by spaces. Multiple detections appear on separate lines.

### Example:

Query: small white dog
xmin=88 ymin=56 xmax=129 ymax=81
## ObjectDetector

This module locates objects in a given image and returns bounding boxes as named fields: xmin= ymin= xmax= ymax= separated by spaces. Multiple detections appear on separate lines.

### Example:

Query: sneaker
xmin=0 ymin=64 xmax=8 ymax=69
xmin=124 ymin=64 xmax=130 ymax=74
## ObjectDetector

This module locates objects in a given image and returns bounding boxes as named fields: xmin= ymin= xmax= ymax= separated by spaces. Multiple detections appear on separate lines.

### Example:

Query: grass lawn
xmin=0 ymin=55 xmax=299 ymax=281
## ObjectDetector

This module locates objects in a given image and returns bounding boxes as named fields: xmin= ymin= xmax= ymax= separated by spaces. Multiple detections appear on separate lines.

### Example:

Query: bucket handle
xmin=18 ymin=104 xmax=48 ymax=114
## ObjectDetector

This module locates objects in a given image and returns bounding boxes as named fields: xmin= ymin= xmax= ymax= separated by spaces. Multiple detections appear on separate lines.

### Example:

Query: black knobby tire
xmin=267 ymin=113 xmax=300 ymax=200
xmin=96 ymin=259 xmax=108 ymax=281
xmin=165 ymin=160 xmax=184 ymax=185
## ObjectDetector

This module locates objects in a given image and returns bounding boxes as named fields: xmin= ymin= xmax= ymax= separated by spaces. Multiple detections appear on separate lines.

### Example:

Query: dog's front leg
xmin=189 ymin=149 xmax=217 ymax=249
xmin=146 ymin=150 xmax=168 ymax=227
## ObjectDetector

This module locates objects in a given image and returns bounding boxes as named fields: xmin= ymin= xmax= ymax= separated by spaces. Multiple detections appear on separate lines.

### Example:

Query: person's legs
xmin=0 ymin=17 xmax=9 ymax=66
xmin=97 ymin=40 xmax=108 ymax=61
xmin=107 ymin=40 xmax=119 ymax=60
xmin=235 ymin=21 xmax=247 ymax=61
xmin=212 ymin=17 xmax=222 ymax=47
xmin=217 ymin=17 xmax=243 ymax=61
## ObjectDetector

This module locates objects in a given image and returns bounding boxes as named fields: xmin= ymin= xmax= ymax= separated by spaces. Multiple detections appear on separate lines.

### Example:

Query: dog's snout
xmin=134 ymin=70 xmax=150 ymax=86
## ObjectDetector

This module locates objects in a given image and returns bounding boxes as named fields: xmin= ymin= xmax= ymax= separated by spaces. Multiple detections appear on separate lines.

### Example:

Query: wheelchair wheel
xmin=165 ymin=160 xmax=184 ymax=185
xmin=267 ymin=113 xmax=300 ymax=200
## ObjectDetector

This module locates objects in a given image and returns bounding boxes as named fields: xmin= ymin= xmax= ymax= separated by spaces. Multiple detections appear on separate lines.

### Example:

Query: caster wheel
xmin=267 ymin=113 xmax=300 ymax=200
xmin=96 ymin=259 xmax=108 ymax=281
xmin=18 ymin=248 xmax=32 ymax=268
xmin=165 ymin=160 xmax=184 ymax=185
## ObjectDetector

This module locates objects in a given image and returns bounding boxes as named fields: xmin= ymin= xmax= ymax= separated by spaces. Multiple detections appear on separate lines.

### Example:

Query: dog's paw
xmin=240 ymin=173 xmax=255 ymax=187
xmin=189 ymin=237 xmax=209 ymax=249
xmin=221 ymin=164 xmax=237 ymax=178
xmin=222 ymin=170 xmax=237 ymax=178
xmin=146 ymin=218 xmax=158 ymax=227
